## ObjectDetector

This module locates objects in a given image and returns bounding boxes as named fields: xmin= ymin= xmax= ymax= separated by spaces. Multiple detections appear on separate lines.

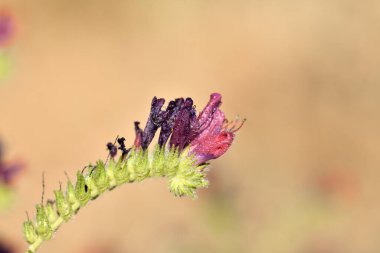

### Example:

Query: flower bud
xmin=75 ymin=171 xmax=91 ymax=206
xmin=35 ymin=204 xmax=52 ymax=240
xmin=23 ymin=221 xmax=38 ymax=244
xmin=54 ymin=190 xmax=72 ymax=221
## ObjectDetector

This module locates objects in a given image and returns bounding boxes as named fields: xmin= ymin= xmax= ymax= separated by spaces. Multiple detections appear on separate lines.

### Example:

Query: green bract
xmin=23 ymin=146 xmax=209 ymax=253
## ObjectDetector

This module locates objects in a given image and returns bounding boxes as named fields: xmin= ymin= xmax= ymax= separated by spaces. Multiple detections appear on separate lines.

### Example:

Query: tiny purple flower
xmin=0 ymin=140 xmax=24 ymax=185
xmin=0 ymin=8 xmax=15 ymax=47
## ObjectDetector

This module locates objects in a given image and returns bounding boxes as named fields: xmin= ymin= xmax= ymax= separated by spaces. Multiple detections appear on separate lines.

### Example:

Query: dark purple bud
xmin=158 ymin=98 xmax=185 ymax=147
xmin=188 ymin=104 xmax=200 ymax=143
xmin=117 ymin=137 xmax=130 ymax=157
xmin=141 ymin=97 xmax=166 ymax=149
xmin=169 ymin=98 xmax=197 ymax=151
xmin=106 ymin=142 xmax=117 ymax=158
xmin=117 ymin=137 xmax=125 ymax=146
xmin=133 ymin=121 xmax=143 ymax=148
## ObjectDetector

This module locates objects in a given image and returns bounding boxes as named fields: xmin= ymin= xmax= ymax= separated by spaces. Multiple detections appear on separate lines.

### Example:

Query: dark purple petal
xmin=133 ymin=121 xmax=143 ymax=148
xmin=169 ymin=98 xmax=197 ymax=151
xmin=141 ymin=97 xmax=165 ymax=149
xmin=106 ymin=142 xmax=117 ymax=158
xmin=117 ymin=137 xmax=130 ymax=157
xmin=158 ymin=98 xmax=184 ymax=147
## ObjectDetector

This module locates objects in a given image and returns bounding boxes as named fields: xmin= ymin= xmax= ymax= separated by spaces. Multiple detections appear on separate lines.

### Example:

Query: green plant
xmin=22 ymin=93 xmax=245 ymax=253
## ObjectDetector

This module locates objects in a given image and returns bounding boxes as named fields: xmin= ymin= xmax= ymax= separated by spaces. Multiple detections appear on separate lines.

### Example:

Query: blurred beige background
xmin=0 ymin=0 xmax=380 ymax=252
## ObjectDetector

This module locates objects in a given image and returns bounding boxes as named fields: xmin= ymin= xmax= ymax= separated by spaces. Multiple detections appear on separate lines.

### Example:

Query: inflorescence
xmin=22 ymin=93 xmax=245 ymax=253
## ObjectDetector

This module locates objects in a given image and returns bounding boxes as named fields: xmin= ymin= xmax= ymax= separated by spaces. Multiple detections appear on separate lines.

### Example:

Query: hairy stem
xmin=23 ymin=147 xmax=209 ymax=253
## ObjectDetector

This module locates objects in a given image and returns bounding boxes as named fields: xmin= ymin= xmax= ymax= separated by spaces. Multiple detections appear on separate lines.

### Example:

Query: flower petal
xmin=190 ymin=131 xmax=235 ymax=164
xmin=169 ymin=98 xmax=197 ymax=151
xmin=158 ymin=98 xmax=184 ymax=147
xmin=141 ymin=97 xmax=165 ymax=149
xmin=197 ymin=93 xmax=222 ymax=134
xmin=133 ymin=121 xmax=143 ymax=148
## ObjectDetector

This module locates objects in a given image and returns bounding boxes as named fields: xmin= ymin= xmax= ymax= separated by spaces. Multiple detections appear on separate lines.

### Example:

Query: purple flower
xmin=0 ymin=241 xmax=14 ymax=253
xmin=131 ymin=93 xmax=244 ymax=164
xmin=188 ymin=93 xmax=245 ymax=164
xmin=0 ymin=140 xmax=24 ymax=185
xmin=0 ymin=8 xmax=15 ymax=47
xmin=141 ymin=97 xmax=166 ymax=149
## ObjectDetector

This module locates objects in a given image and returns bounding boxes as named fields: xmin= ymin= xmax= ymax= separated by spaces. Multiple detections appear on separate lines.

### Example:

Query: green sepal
xmin=23 ymin=220 xmax=38 ymax=244
xmin=75 ymin=171 xmax=91 ymax=206
xmin=165 ymin=147 xmax=181 ymax=177
xmin=167 ymin=148 xmax=208 ymax=198
xmin=91 ymin=160 xmax=109 ymax=193
xmin=114 ymin=157 xmax=129 ymax=185
xmin=135 ymin=150 xmax=149 ymax=181
xmin=66 ymin=181 xmax=80 ymax=212
xmin=35 ymin=204 xmax=52 ymax=240
xmin=106 ymin=159 xmax=117 ymax=189
xmin=85 ymin=177 xmax=98 ymax=199
xmin=45 ymin=202 xmax=58 ymax=225
xmin=168 ymin=171 xmax=208 ymax=198
xmin=54 ymin=190 xmax=72 ymax=221
xmin=149 ymin=146 xmax=166 ymax=177
xmin=126 ymin=149 xmax=137 ymax=182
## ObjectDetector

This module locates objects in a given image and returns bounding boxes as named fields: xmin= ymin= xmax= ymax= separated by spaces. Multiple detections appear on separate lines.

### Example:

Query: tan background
xmin=1 ymin=0 xmax=380 ymax=252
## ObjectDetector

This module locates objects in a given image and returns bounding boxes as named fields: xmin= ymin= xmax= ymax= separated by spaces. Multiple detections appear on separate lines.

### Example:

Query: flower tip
xmin=209 ymin=92 xmax=222 ymax=104
xmin=184 ymin=97 xmax=193 ymax=106
xmin=133 ymin=121 xmax=143 ymax=148
xmin=152 ymin=96 xmax=165 ymax=107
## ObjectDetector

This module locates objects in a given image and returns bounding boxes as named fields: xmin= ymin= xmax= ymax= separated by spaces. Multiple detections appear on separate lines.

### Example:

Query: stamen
xmin=223 ymin=118 xmax=234 ymax=130
xmin=230 ymin=118 xmax=246 ymax=133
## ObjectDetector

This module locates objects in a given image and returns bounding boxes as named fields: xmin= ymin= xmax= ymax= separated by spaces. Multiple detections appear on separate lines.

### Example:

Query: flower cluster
xmin=115 ymin=92 xmax=245 ymax=164
xmin=22 ymin=93 xmax=244 ymax=253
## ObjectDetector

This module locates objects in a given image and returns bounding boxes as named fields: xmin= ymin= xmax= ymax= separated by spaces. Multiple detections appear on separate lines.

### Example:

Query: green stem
xmin=23 ymin=147 xmax=208 ymax=253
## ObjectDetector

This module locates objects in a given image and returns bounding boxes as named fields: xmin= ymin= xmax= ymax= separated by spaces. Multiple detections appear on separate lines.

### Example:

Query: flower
xmin=132 ymin=92 xmax=245 ymax=164
xmin=0 ymin=8 xmax=15 ymax=47
xmin=0 ymin=140 xmax=24 ymax=185
xmin=188 ymin=93 xmax=245 ymax=164
xmin=23 ymin=93 xmax=244 ymax=253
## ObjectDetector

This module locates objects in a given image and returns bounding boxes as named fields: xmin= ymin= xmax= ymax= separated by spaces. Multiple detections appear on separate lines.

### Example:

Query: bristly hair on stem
xmin=22 ymin=93 xmax=245 ymax=253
